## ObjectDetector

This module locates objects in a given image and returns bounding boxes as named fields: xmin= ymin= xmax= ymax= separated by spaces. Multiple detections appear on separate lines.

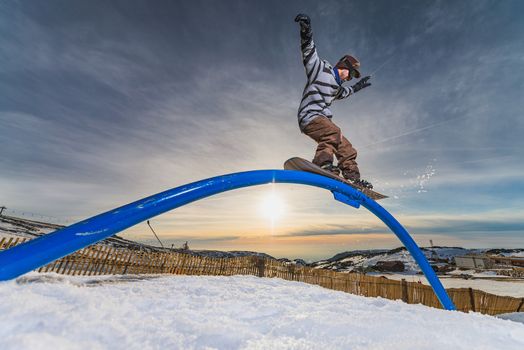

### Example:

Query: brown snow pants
xmin=303 ymin=115 xmax=360 ymax=179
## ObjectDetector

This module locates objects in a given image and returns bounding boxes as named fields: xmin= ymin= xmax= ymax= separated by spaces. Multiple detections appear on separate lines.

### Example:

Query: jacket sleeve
xmin=336 ymin=86 xmax=353 ymax=100
xmin=300 ymin=28 xmax=321 ymax=81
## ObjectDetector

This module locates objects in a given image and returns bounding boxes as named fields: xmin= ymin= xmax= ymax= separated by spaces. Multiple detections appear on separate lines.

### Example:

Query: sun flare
xmin=259 ymin=189 xmax=286 ymax=223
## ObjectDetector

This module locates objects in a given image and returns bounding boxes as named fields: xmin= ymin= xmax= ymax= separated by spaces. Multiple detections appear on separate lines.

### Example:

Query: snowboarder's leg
xmin=336 ymin=135 xmax=360 ymax=180
xmin=336 ymin=131 xmax=373 ymax=189
xmin=303 ymin=116 xmax=341 ymax=174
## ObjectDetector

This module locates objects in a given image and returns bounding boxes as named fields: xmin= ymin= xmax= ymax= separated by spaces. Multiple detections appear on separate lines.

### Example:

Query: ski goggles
xmin=348 ymin=65 xmax=361 ymax=79
xmin=338 ymin=55 xmax=362 ymax=79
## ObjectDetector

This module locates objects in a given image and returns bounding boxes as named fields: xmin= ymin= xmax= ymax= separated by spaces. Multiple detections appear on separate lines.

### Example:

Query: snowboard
xmin=284 ymin=157 xmax=388 ymax=201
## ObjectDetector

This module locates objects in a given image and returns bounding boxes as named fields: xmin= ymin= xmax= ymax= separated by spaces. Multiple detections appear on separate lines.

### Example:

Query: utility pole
xmin=146 ymin=220 xmax=165 ymax=249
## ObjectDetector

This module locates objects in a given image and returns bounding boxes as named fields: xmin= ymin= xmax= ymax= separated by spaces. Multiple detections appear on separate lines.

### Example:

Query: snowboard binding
xmin=349 ymin=178 xmax=373 ymax=190
xmin=341 ymin=170 xmax=374 ymax=189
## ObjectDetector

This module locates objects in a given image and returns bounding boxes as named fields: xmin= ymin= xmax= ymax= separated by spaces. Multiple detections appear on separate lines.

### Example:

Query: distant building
xmin=454 ymin=255 xmax=493 ymax=269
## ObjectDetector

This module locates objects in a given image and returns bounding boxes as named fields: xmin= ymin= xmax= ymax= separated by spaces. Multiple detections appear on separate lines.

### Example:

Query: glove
xmin=351 ymin=76 xmax=372 ymax=93
xmin=294 ymin=14 xmax=311 ymax=32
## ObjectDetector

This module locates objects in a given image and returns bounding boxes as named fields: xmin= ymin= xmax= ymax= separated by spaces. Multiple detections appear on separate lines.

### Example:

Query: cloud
xmin=138 ymin=235 xmax=241 ymax=245
xmin=283 ymin=209 xmax=524 ymax=238
xmin=285 ymin=224 xmax=386 ymax=237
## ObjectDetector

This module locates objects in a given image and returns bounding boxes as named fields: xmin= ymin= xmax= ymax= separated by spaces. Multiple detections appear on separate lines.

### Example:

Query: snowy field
xmin=1 ymin=273 xmax=523 ymax=350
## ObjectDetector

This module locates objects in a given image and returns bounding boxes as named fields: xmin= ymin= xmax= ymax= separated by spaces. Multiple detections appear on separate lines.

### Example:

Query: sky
xmin=1 ymin=0 xmax=523 ymax=261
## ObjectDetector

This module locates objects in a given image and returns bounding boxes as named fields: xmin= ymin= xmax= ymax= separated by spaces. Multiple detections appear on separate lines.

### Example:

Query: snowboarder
xmin=295 ymin=14 xmax=373 ymax=189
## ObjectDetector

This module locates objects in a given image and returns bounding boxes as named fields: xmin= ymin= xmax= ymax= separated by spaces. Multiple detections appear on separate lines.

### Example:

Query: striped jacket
xmin=297 ymin=31 xmax=353 ymax=131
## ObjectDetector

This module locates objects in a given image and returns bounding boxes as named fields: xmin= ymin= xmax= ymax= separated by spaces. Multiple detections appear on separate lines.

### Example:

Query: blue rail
xmin=0 ymin=169 xmax=456 ymax=310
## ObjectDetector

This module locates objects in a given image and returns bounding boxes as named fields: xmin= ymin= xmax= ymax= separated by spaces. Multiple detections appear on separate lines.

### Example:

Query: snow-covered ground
xmin=1 ymin=273 xmax=523 ymax=350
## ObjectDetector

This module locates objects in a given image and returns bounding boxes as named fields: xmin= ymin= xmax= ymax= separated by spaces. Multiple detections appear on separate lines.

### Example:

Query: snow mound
xmin=1 ymin=273 xmax=523 ymax=350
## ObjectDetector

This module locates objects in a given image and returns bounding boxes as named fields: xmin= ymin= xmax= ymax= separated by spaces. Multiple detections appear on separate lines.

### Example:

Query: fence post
xmin=469 ymin=288 xmax=476 ymax=312
xmin=517 ymin=298 xmax=524 ymax=312
xmin=255 ymin=257 xmax=265 ymax=278
xmin=401 ymin=279 xmax=409 ymax=303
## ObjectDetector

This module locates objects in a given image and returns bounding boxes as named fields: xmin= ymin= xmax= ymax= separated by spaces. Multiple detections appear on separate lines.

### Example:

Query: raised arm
xmin=295 ymin=14 xmax=320 ymax=80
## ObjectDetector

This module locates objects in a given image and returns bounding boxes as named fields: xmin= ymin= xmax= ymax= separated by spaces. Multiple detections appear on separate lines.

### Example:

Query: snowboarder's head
xmin=335 ymin=55 xmax=361 ymax=81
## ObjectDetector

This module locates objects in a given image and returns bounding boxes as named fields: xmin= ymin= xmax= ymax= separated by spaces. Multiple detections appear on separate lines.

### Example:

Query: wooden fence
xmin=2 ymin=237 xmax=523 ymax=315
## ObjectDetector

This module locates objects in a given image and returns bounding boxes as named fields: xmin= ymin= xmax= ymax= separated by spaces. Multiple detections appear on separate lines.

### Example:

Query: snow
xmin=427 ymin=247 xmax=482 ymax=260
xmin=314 ymin=247 xmax=480 ymax=274
xmin=447 ymin=269 xmax=500 ymax=277
xmin=498 ymin=313 xmax=524 ymax=325
xmin=504 ymin=252 xmax=524 ymax=258
xmin=415 ymin=163 xmax=436 ymax=193
xmin=1 ymin=273 xmax=524 ymax=350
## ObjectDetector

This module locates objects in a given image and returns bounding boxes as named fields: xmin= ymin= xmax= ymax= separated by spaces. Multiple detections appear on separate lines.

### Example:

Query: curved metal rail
xmin=0 ymin=169 xmax=456 ymax=310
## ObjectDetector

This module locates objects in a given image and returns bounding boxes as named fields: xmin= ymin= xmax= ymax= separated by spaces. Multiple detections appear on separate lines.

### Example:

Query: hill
xmin=0 ymin=214 xmax=272 ymax=259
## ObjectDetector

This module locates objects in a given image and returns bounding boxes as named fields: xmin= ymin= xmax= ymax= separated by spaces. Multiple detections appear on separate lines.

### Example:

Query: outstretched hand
xmin=351 ymin=76 xmax=372 ymax=93
xmin=294 ymin=14 xmax=311 ymax=31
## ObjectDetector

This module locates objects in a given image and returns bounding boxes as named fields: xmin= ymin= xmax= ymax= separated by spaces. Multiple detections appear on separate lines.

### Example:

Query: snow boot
xmin=342 ymin=170 xmax=373 ymax=189
xmin=320 ymin=163 xmax=341 ymax=176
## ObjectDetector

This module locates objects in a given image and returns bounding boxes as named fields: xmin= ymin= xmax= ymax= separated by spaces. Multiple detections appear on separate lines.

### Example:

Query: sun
xmin=259 ymin=188 xmax=286 ymax=224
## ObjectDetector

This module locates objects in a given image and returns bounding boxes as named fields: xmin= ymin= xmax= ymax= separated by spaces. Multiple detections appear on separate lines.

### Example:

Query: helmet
xmin=335 ymin=55 xmax=361 ymax=79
